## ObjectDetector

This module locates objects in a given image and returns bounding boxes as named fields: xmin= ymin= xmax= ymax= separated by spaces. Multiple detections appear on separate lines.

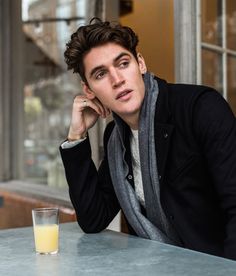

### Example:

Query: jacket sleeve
xmin=193 ymin=88 xmax=236 ymax=259
xmin=59 ymin=122 xmax=120 ymax=233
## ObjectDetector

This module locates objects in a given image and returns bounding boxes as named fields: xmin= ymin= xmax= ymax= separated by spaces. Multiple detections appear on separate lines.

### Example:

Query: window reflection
xmin=227 ymin=56 xmax=236 ymax=115
xmin=201 ymin=0 xmax=236 ymax=51
xmin=22 ymin=0 xmax=86 ymax=187
xmin=202 ymin=49 xmax=223 ymax=94
xmin=226 ymin=0 xmax=236 ymax=51
xmin=201 ymin=0 xmax=222 ymax=46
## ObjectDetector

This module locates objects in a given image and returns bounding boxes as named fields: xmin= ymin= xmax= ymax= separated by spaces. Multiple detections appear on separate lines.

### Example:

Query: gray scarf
xmin=107 ymin=72 xmax=180 ymax=245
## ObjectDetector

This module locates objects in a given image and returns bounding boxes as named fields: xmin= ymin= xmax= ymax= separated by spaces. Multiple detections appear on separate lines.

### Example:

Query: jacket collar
xmin=153 ymin=77 xmax=174 ymax=183
xmin=154 ymin=76 xmax=172 ymax=124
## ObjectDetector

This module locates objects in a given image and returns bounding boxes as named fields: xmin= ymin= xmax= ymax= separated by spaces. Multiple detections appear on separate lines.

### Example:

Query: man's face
xmin=82 ymin=43 xmax=147 ymax=125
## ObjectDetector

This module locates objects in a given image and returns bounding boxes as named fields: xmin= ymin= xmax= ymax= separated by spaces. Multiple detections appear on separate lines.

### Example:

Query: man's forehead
xmin=86 ymin=43 xmax=131 ymax=60
xmin=83 ymin=43 xmax=132 ymax=74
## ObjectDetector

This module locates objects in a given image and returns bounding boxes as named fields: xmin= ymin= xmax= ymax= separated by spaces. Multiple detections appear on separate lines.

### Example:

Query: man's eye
xmin=119 ymin=61 xmax=129 ymax=68
xmin=95 ymin=71 xmax=106 ymax=79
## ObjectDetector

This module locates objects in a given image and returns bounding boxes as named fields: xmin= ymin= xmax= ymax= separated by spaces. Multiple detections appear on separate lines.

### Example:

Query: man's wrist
xmin=67 ymin=133 xmax=87 ymax=142
xmin=61 ymin=136 xmax=87 ymax=149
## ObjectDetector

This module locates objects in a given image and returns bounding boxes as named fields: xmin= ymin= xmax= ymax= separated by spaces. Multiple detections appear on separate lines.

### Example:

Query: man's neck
xmin=119 ymin=113 xmax=139 ymax=130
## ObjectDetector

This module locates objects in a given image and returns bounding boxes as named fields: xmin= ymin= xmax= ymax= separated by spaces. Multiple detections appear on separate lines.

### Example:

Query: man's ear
xmin=137 ymin=53 xmax=147 ymax=74
xmin=81 ymin=81 xmax=96 ymax=99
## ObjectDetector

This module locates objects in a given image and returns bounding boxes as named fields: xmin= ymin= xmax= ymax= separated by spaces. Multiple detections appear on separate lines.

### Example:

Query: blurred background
xmin=0 ymin=0 xmax=235 ymax=230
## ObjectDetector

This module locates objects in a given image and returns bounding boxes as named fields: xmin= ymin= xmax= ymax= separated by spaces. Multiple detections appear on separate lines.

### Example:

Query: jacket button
xmin=158 ymin=175 xmax=162 ymax=180
xmin=169 ymin=215 xmax=174 ymax=220
xmin=163 ymin=133 xmax=168 ymax=139
xmin=128 ymin=175 xmax=133 ymax=180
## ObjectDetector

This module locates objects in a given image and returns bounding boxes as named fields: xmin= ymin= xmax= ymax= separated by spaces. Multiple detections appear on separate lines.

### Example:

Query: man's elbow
xmin=78 ymin=220 xmax=107 ymax=234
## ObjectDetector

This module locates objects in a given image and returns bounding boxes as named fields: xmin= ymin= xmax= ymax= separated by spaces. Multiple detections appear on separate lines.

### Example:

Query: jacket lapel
xmin=154 ymin=77 xmax=174 ymax=184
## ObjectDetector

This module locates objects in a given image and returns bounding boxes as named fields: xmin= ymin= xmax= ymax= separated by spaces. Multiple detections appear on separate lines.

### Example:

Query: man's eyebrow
xmin=113 ymin=52 xmax=131 ymax=63
xmin=89 ymin=52 xmax=131 ymax=78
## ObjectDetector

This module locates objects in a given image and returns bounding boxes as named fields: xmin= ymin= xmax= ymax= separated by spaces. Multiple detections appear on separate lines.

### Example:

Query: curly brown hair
xmin=64 ymin=18 xmax=139 ymax=84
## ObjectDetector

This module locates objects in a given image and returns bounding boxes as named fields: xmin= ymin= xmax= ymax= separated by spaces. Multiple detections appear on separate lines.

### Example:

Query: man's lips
xmin=115 ymin=89 xmax=133 ymax=100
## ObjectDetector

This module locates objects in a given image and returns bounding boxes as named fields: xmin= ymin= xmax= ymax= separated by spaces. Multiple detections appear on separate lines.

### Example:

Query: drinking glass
xmin=32 ymin=208 xmax=59 ymax=254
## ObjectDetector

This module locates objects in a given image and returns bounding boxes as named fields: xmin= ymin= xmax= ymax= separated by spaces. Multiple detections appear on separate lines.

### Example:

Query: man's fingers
xmin=73 ymin=96 xmax=106 ymax=117
xmin=82 ymin=99 xmax=88 ymax=107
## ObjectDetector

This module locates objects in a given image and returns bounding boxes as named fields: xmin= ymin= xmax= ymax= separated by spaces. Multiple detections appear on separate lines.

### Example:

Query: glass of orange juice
xmin=32 ymin=208 xmax=59 ymax=254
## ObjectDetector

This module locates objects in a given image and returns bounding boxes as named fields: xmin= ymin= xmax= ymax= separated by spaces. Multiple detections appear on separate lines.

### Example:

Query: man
xmin=60 ymin=18 xmax=236 ymax=260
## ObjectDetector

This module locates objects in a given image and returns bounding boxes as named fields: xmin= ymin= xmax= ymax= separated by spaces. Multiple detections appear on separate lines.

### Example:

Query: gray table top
xmin=1 ymin=222 xmax=236 ymax=275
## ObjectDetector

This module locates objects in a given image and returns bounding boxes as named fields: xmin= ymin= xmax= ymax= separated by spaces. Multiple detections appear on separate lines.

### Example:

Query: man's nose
xmin=111 ymin=69 xmax=125 ymax=89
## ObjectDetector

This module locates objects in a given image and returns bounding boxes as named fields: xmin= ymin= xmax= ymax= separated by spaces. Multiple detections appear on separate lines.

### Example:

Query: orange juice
xmin=33 ymin=224 xmax=59 ymax=254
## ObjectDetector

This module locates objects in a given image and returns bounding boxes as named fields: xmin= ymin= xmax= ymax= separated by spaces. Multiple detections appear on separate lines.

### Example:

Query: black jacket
xmin=60 ymin=77 xmax=236 ymax=260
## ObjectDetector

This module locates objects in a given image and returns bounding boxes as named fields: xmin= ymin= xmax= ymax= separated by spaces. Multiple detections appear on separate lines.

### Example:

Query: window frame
xmin=174 ymin=0 xmax=198 ymax=84
xmin=196 ymin=0 xmax=236 ymax=100
xmin=0 ymin=0 xmax=24 ymax=181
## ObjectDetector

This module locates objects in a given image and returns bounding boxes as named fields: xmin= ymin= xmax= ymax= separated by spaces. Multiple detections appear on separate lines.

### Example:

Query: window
xmin=198 ymin=0 xmax=236 ymax=114
xmin=22 ymin=0 xmax=86 ymax=187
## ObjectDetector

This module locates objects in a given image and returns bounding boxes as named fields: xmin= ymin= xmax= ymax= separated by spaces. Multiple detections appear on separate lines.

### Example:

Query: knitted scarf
xmin=107 ymin=72 xmax=180 ymax=245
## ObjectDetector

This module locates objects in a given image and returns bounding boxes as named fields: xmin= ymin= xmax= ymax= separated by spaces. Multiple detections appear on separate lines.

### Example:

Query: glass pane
xmin=201 ymin=0 xmax=222 ymax=46
xmin=227 ymin=55 xmax=236 ymax=115
xmin=202 ymin=49 xmax=223 ymax=94
xmin=22 ymin=0 xmax=86 ymax=187
xmin=226 ymin=0 xmax=236 ymax=51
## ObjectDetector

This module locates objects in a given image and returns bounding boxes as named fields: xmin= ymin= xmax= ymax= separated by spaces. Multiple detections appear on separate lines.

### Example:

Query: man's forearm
xmin=60 ymin=138 xmax=120 ymax=232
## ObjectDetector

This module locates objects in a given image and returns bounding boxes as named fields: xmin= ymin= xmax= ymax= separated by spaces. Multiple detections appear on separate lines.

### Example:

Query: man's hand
xmin=67 ymin=95 xmax=110 ymax=141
